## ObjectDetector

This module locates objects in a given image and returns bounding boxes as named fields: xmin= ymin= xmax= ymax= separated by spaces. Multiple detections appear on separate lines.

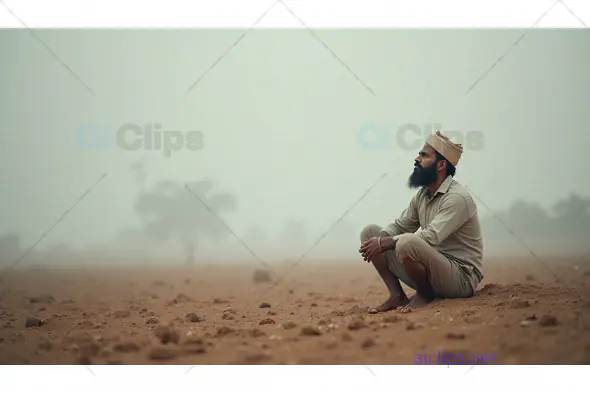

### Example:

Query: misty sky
xmin=1 ymin=29 xmax=589 ymax=252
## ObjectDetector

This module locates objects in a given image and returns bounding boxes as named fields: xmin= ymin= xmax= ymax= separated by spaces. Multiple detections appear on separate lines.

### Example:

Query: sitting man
xmin=359 ymin=131 xmax=483 ymax=313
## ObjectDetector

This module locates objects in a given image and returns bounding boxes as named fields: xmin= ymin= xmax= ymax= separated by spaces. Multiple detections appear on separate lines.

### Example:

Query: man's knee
xmin=360 ymin=224 xmax=382 ymax=242
xmin=395 ymin=233 xmax=427 ymax=262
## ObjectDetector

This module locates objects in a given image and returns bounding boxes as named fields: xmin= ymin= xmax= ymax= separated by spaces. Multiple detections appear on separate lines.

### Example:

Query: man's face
xmin=408 ymin=144 xmax=441 ymax=188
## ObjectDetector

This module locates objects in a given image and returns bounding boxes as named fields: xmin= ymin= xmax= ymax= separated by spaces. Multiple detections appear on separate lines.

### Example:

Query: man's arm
xmin=380 ymin=194 xmax=421 ymax=237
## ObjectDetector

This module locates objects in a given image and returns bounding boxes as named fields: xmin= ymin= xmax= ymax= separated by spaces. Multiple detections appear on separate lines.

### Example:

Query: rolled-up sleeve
xmin=382 ymin=195 xmax=421 ymax=236
xmin=414 ymin=192 xmax=472 ymax=246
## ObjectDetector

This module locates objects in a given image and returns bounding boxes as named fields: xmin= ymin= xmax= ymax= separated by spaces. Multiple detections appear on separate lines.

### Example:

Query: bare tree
xmin=134 ymin=179 xmax=237 ymax=265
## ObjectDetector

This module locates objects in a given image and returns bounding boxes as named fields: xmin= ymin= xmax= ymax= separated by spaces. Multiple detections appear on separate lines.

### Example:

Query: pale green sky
xmin=1 ymin=29 xmax=589 ymax=258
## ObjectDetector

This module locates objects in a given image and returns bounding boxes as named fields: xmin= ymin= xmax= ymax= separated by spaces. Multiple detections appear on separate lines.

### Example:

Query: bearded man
xmin=359 ymin=131 xmax=483 ymax=313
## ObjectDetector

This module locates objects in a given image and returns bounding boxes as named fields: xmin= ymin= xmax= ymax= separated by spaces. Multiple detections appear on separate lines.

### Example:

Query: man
xmin=359 ymin=131 xmax=483 ymax=313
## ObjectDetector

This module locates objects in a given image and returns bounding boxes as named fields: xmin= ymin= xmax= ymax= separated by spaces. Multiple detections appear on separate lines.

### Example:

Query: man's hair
xmin=435 ymin=151 xmax=456 ymax=177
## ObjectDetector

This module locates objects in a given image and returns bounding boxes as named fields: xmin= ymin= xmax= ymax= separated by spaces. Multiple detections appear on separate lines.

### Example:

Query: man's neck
xmin=426 ymin=176 xmax=447 ymax=197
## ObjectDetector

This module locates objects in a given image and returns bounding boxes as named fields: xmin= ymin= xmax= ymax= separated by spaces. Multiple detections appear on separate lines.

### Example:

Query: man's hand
xmin=359 ymin=237 xmax=383 ymax=263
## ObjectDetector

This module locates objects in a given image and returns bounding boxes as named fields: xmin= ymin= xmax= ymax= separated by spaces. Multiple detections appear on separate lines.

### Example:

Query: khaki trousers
xmin=361 ymin=224 xmax=478 ymax=298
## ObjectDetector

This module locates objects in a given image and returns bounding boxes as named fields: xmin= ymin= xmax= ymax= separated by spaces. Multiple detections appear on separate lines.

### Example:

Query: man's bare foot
xmin=397 ymin=293 xmax=433 ymax=313
xmin=368 ymin=295 xmax=409 ymax=314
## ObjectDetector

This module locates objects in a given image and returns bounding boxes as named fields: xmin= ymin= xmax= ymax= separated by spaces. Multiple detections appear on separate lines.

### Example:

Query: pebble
xmin=259 ymin=318 xmax=276 ymax=325
xmin=539 ymin=315 xmax=558 ymax=327
xmin=446 ymin=332 xmax=466 ymax=340
xmin=25 ymin=316 xmax=46 ymax=328
xmin=282 ymin=321 xmax=297 ymax=330
xmin=347 ymin=318 xmax=367 ymax=331
xmin=510 ymin=299 xmax=530 ymax=309
xmin=155 ymin=323 xmax=180 ymax=345
xmin=148 ymin=346 xmax=179 ymax=360
xmin=300 ymin=326 xmax=322 ymax=336
xmin=185 ymin=313 xmax=201 ymax=322
xmin=361 ymin=338 xmax=376 ymax=349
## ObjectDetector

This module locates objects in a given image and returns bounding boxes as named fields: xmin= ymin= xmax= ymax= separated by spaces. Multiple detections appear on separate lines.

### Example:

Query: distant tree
xmin=0 ymin=233 xmax=20 ymax=267
xmin=134 ymin=179 xmax=237 ymax=266
xmin=507 ymin=199 xmax=550 ymax=231
xmin=553 ymin=193 xmax=590 ymax=220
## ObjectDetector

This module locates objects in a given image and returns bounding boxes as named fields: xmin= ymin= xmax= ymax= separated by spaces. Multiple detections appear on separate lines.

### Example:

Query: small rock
xmin=282 ymin=321 xmax=297 ymax=330
xmin=155 ymin=323 xmax=180 ymax=345
xmin=185 ymin=313 xmax=201 ymax=323
xmin=146 ymin=317 xmax=159 ymax=325
xmin=259 ymin=318 xmax=276 ymax=325
xmin=300 ymin=326 xmax=322 ymax=336
xmin=406 ymin=321 xmax=419 ymax=330
xmin=382 ymin=315 xmax=401 ymax=323
xmin=249 ymin=328 xmax=266 ymax=337
xmin=182 ymin=337 xmax=206 ymax=354
xmin=223 ymin=306 xmax=236 ymax=314
xmin=259 ymin=302 xmax=271 ymax=308
xmin=310 ymin=303 xmax=318 ymax=307
xmin=148 ymin=346 xmax=179 ymax=360
xmin=216 ymin=326 xmax=236 ymax=337
xmin=25 ymin=316 xmax=45 ymax=328
xmin=539 ymin=315 xmax=558 ymax=327
xmin=446 ymin=332 xmax=466 ymax=340
xmin=29 ymin=295 xmax=55 ymax=304
xmin=113 ymin=341 xmax=141 ymax=353
xmin=361 ymin=338 xmax=376 ymax=349
xmin=510 ymin=299 xmax=530 ymax=309
xmin=347 ymin=318 xmax=367 ymax=331
xmin=172 ymin=294 xmax=193 ymax=304
xmin=213 ymin=298 xmax=229 ymax=304
xmin=243 ymin=352 xmax=272 ymax=363
xmin=113 ymin=310 xmax=131 ymax=318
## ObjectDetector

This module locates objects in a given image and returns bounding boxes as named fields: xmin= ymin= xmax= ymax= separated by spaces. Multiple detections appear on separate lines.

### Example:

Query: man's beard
xmin=408 ymin=162 xmax=438 ymax=188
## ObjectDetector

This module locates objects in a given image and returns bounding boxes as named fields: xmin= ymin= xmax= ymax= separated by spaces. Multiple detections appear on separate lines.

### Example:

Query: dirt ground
xmin=1 ymin=256 xmax=589 ymax=365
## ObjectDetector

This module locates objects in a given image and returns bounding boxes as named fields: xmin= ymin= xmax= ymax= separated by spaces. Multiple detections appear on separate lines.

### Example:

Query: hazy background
xmin=0 ymin=29 xmax=589 ymax=268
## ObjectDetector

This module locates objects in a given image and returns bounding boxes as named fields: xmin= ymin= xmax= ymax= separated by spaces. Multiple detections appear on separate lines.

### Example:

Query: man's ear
xmin=436 ymin=159 xmax=447 ymax=172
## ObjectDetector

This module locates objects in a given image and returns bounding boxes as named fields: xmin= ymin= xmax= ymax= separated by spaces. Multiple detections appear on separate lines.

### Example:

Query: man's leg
xmin=360 ymin=224 xmax=409 ymax=313
xmin=394 ymin=233 xmax=475 ymax=312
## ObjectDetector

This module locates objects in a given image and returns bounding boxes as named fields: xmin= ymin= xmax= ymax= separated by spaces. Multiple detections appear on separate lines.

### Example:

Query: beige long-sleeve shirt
xmin=382 ymin=175 xmax=484 ymax=281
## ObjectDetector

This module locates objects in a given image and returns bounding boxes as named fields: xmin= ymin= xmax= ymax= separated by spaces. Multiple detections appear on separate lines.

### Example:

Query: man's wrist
xmin=379 ymin=235 xmax=396 ymax=251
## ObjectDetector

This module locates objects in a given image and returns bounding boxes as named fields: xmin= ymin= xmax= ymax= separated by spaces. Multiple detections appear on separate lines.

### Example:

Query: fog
xmin=1 ymin=29 xmax=589 ymax=269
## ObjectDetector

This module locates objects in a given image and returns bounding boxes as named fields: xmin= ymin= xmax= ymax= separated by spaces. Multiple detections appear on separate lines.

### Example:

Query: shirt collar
xmin=425 ymin=175 xmax=454 ymax=198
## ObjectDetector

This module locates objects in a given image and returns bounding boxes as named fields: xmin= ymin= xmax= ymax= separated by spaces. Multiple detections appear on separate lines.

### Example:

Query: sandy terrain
xmin=1 ymin=257 xmax=589 ymax=365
